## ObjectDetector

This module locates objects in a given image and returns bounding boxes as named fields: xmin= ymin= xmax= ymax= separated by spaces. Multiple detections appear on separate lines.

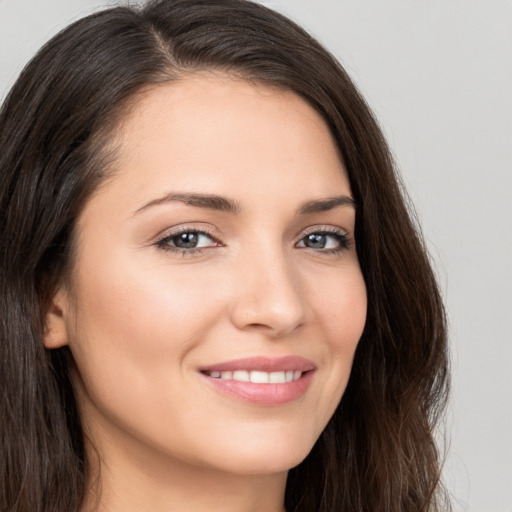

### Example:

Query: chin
xmin=194 ymin=428 xmax=318 ymax=476
xmin=212 ymin=452 xmax=310 ymax=476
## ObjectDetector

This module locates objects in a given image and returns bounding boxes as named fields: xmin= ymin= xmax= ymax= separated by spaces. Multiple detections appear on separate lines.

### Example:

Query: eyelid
xmin=297 ymin=225 xmax=351 ymax=243
xmin=154 ymin=223 xmax=220 ymax=242
xmin=299 ymin=224 xmax=349 ymax=236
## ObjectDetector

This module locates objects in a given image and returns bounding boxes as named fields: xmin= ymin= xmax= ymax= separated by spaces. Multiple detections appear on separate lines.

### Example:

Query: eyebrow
xmin=135 ymin=192 xmax=242 ymax=215
xmin=298 ymin=195 xmax=356 ymax=214
xmin=134 ymin=192 xmax=355 ymax=216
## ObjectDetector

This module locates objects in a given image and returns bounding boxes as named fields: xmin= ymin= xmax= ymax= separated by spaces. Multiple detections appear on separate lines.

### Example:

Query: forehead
xmin=87 ymin=73 xmax=350 ymax=212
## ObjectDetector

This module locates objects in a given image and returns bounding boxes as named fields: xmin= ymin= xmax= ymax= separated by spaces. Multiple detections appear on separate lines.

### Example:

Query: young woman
xmin=0 ymin=1 xmax=450 ymax=511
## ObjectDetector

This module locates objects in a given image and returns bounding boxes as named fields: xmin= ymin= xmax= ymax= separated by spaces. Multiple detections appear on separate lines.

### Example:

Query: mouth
xmin=198 ymin=356 xmax=315 ymax=406
xmin=201 ymin=369 xmax=305 ymax=383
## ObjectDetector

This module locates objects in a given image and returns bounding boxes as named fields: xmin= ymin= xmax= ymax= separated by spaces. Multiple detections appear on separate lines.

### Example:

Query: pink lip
xmin=199 ymin=356 xmax=316 ymax=373
xmin=198 ymin=356 xmax=316 ymax=406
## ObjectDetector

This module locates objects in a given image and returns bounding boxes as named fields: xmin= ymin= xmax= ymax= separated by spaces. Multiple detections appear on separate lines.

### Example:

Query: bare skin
xmin=45 ymin=74 xmax=367 ymax=512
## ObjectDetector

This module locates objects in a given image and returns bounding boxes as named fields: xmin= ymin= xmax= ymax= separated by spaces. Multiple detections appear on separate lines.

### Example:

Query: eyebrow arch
xmin=134 ymin=192 xmax=355 ymax=216
xmin=298 ymin=195 xmax=356 ymax=214
xmin=134 ymin=192 xmax=242 ymax=215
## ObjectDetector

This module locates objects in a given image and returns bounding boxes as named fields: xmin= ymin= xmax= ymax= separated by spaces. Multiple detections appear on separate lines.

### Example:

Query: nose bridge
xmin=229 ymin=239 xmax=306 ymax=336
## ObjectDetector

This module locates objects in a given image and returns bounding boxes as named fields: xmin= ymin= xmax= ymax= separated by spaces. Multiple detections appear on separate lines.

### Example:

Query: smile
xmin=199 ymin=356 xmax=316 ymax=406
xmin=202 ymin=370 xmax=304 ymax=383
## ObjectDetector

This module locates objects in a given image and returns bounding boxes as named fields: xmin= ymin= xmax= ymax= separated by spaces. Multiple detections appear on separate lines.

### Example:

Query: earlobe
xmin=43 ymin=288 xmax=70 ymax=349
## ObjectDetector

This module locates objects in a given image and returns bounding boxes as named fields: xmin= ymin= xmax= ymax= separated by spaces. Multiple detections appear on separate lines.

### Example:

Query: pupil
xmin=306 ymin=233 xmax=326 ymax=248
xmin=175 ymin=232 xmax=199 ymax=248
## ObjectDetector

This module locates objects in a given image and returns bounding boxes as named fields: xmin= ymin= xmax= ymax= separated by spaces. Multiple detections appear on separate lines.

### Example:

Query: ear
xmin=43 ymin=287 xmax=70 ymax=349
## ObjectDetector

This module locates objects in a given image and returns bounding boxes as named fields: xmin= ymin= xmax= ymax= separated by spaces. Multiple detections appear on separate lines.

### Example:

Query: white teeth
xmin=269 ymin=371 xmax=286 ymax=383
xmin=206 ymin=369 xmax=303 ymax=383
xmin=250 ymin=371 xmax=269 ymax=383
xmin=232 ymin=370 xmax=250 ymax=382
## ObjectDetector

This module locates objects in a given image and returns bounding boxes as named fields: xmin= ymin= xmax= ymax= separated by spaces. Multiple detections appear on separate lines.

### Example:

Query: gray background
xmin=1 ymin=1 xmax=511 ymax=510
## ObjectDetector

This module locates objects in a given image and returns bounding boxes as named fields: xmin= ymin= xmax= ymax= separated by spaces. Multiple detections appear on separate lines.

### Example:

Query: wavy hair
xmin=0 ymin=1 xmax=450 ymax=510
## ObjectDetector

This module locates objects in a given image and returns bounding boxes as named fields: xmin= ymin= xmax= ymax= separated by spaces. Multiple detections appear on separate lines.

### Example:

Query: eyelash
xmin=154 ymin=226 xmax=351 ymax=256
xmin=298 ymin=227 xmax=351 ymax=254
xmin=155 ymin=227 xmax=219 ymax=256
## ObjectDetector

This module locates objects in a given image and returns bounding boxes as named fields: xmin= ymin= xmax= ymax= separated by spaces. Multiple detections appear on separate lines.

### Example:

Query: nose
xmin=229 ymin=249 xmax=307 ymax=338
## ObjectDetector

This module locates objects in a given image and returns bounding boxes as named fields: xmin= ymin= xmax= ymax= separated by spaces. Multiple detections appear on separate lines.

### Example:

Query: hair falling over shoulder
xmin=0 ymin=1 xmax=450 ymax=510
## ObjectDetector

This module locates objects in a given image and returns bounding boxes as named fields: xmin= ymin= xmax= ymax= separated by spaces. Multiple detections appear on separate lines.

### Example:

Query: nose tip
xmin=229 ymin=259 xmax=306 ymax=337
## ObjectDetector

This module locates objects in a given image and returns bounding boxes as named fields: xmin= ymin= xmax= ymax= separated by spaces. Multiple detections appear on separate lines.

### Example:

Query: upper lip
xmin=199 ymin=356 xmax=316 ymax=373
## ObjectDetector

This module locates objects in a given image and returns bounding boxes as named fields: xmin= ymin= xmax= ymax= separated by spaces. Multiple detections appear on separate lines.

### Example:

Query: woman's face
xmin=51 ymin=74 xmax=367 ymax=476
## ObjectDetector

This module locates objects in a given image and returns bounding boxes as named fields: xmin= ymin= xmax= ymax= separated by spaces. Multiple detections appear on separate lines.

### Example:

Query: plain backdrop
xmin=1 ymin=1 xmax=511 ymax=510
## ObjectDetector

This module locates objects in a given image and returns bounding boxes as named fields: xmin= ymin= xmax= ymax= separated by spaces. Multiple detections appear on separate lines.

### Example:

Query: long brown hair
xmin=0 ymin=1 xmax=450 ymax=510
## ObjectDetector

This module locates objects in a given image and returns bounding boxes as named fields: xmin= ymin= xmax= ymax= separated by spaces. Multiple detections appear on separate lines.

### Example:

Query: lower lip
xmin=200 ymin=371 xmax=314 ymax=406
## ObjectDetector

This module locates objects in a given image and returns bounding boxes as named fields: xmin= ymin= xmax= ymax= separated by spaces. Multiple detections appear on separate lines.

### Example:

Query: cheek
xmin=305 ymin=266 xmax=366 ymax=418
xmin=65 ymin=253 xmax=240 ymax=465
xmin=310 ymin=266 xmax=367 ymax=352
xmin=75 ymin=251 xmax=220 ymax=337
xmin=66 ymin=253 xmax=226 ymax=403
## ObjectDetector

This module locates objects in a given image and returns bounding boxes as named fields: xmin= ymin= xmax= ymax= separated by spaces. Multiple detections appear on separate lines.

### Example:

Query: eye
xmin=296 ymin=229 xmax=351 ymax=252
xmin=155 ymin=229 xmax=219 ymax=253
